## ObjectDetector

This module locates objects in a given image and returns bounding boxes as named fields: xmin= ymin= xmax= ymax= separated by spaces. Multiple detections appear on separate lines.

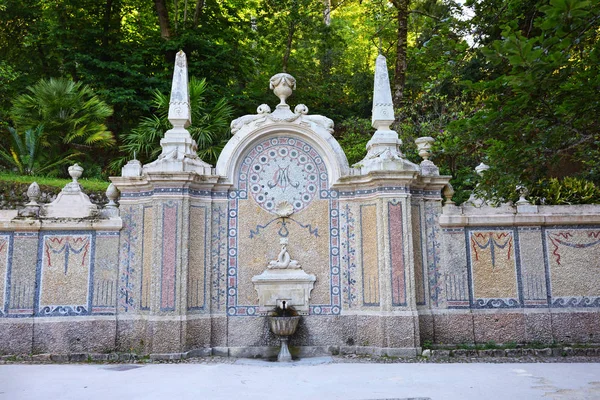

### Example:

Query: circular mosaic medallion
xmin=240 ymin=137 xmax=327 ymax=214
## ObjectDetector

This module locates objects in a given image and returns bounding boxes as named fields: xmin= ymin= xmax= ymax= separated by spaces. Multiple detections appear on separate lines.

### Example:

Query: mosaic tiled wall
xmin=119 ymin=205 xmax=143 ymax=312
xmin=360 ymin=203 xmax=379 ymax=306
xmin=140 ymin=205 xmax=154 ymax=310
xmin=188 ymin=204 xmax=208 ymax=311
xmin=411 ymin=203 xmax=426 ymax=306
xmin=161 ymin=201 xmax=178 ymax=311
xmin=7 ymin=232 xmax=37 ymax=316
xmin=92 ymin=231 xmax=119 ymax=314
xmin=37 ymin=232 xmax=94 ymax=316
xmin=437 ymin=225 xmax=600 ymax=310
xmin=340 ymin=203 xmax=358 ymax=308
xmin=388 ymin=200 xmax=406 ymax=306
xmin=228 ymin=136 xmax=341 ymax=316
xmin=424 ymin=201 xmax=443 ymax=307
xmin=210 ymin=203 xmax=228 ymax=312
xmin=545 ymin=227 xmax=600 ymax=307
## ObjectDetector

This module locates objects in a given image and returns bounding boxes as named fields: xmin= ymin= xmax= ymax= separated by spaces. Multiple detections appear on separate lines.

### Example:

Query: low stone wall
xmin=416 ymin=203 xmax=600 ymax=346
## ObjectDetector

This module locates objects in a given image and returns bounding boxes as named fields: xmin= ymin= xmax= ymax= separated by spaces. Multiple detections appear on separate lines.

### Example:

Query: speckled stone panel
xmin=92 ymin=233 xmax=119 ymax=314
xmin=517 ymin=228 xmax=547 ymax=306
xmin=432 ymin=312 xmax=475 ymax=344
xmin=140 ymin=206 xmax=154 ymax=310
xmin=185 ymin=317 xmax=211 ymax=349
xmin=0 ymin=321 xmax=32 ymax=354
xmin=149 ymin=320 xmax=183 ymax=353
xmin=8 ymin=234 xmax=37 ymax=316
xmin=33 ymin=319 xmax=116 ymax=353
xmin=0 ymin=234 xmax=10 ymax=315
xmin=360 ymin=203 xmax=379 ymax=306
xmin=118 ymin=205 xmax=144 ymax=313
xmin=385 ymin=315 xmax=419 ymax=348
xmin=227 ymin=316 xmax=277 ymax=347
xmin=551 ymin=312 xmax=600 ymax=343
xmin=441 ymin=228 xmax=467 ymax=308
xmin=210 ymin=315 xmax=227 ymax=347
xmin=525 ymin=311 xmax=553 ymax=343
xmin=116 ymin=319 xmax=150 ymax=353
xmin=298 ymin=315 xmax=354 ymax=346
xmin=356 ymin=315 xmax=382 ymax=347
xmin=188 ymin=205 xmax=207 ymax=310
xmin=472 ymin=312 xmax=526 ymax=344
xmin=418 ymin=314 xmax=434 ymax=343
xmin=411 ymin=204 xmax=426 ymax=305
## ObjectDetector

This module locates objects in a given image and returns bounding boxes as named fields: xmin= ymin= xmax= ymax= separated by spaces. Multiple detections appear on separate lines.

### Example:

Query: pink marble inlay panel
xmin=389 ymin=202 xmax=406 ymax=306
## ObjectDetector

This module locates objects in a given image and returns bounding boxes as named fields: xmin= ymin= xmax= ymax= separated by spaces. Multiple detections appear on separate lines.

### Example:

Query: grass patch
xmin=0 ymin=172 xmax=109 ymax=192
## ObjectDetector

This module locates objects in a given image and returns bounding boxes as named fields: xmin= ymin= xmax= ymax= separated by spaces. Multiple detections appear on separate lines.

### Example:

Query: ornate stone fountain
xmin=252 ymin=233 xmax=315 ymax=362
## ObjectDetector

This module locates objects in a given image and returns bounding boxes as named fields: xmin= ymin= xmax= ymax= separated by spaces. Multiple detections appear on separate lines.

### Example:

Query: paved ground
xmin=1 ymin=358 xmax=600 ymax=400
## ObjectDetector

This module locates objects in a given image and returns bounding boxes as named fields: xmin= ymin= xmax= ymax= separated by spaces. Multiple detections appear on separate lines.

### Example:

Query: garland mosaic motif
xmin=36 ymin=232 xmax=95 ymax=316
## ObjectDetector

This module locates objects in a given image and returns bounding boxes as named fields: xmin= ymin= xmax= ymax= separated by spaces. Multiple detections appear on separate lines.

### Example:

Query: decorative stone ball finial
xmin=415 ymin=137 xmax=435 ymax=161
xmin=269 ymin=73 xmax=296 ymax=106
xmin=26 ymin=182 xmax=41 ymax=206
xmin=475 ymin=162 xmax=490 ymax=177
xmin=68 ymin=163 xmax=83 ymax=183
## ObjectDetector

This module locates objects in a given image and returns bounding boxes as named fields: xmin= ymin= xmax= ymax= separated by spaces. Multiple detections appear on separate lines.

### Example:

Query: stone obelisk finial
xmin=142 ymin=50 xmax=212 ymax=175
xmin=372 ymin=55 xmax=395 ymax=131
xmin=354 ymin=54 xmax=418 ymax=174
xmin=168 ymin=50 xmax=192 ymax=129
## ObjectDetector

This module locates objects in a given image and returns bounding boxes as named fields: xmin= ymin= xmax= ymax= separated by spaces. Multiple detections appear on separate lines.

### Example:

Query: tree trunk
xmin=193 ymin=0 xmax=205 ymax=26
xmin=282 ymin=21 xmax=296 ymax=72
xmin=323 ymin=0 xmax=331 ymax=26
xmin=154 ymin=0 xmax=172 ymax=39
xmin=174 ymin=0 xmax=178 ymax=30
xmin=391 ymin=0 xmax=409 ymax=109
xmin=102 ymin=0 xmax=113 ymax=48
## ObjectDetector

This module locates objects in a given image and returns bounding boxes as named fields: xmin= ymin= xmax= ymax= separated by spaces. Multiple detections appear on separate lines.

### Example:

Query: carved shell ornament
xmin=274 ymin=201 xmax=294 ymax=218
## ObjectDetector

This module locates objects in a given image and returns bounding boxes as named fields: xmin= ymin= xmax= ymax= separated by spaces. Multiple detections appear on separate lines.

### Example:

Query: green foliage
xmin=114 ymin=77 xmax=233 ymax=171
xmin=336 ymin=118 xmax=372 ymax=166
xmin=0 ymin=0 xmax=597 ymax=201
xmin=0 ymin=126 xmax=77 ymax=175
xmin=530 ymin=177 xmax=600 ymax=205
xmin=450 ymin=0 xmax=600 ymax=201
xmin=11 ymin=77 xmax=114 ymax=150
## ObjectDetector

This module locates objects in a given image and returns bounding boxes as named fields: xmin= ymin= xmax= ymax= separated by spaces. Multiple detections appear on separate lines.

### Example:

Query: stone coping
xmin=440 ymin=209 xmax=600 ymax=227
xmin=0 ymin=216 xmax=122 ymax=231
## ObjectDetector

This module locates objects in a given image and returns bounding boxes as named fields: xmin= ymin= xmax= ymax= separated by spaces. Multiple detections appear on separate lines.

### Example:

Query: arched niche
xmin=216 ymin=122 xmax=350 ymax=188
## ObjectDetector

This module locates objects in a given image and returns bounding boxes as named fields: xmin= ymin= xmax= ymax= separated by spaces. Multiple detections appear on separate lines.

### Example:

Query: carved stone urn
xmin=268 ymin=305 xmax=300 ymax=362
